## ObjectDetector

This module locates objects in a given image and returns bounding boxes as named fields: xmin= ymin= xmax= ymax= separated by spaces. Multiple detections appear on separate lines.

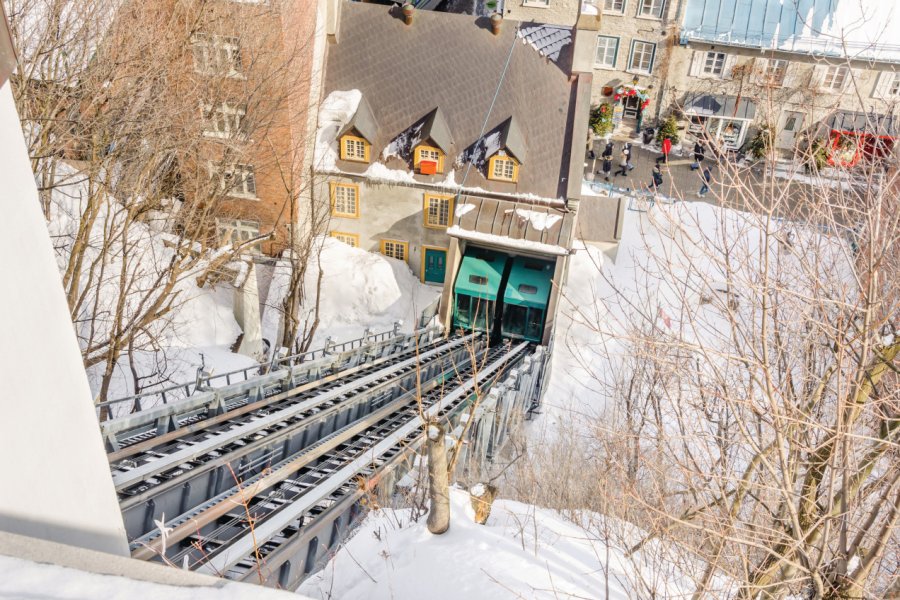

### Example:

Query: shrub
xmin=746 ymin=124 xmax=773 ymax=160
xmin=589 ymin=104 xmax=614 ymax=137
xmin=655 ymin=115 xmax=679 ymax=146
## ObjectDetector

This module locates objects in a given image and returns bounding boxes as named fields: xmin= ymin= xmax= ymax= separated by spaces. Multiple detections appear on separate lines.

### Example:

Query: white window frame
xmin=889 ymin=73 xmax=900 ymax=96
xmin=595 ymin=36 xmax=619 ymax=69
xmin=603 ymin=0 xmax=626 ymax=13
xmin=202 ymin=101 xmax=246 ymax=139
xmin=628 ymin=40 xmax=656 ymax=75
xmin=637 ymin=0 xmax=664 ymax=18
xmin=762 ymin=59 xmax=788 ymax=86
xmin=523 ymin=0 xmax=550 ymax=6
xmin=217 ymin=218 xmax=261 ymax=253
xmin=822 ymin=65 xmax=849 ymax=91
xmin=191 ymin=34 xmax=243 ymax=78
xmin=214 ymin=163 xmax=257 ymax=199
xmin=702 ymin=51 xmax=727 ymax=77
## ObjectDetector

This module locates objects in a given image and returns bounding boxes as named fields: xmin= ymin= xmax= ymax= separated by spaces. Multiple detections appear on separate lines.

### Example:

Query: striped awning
xmin=828 ymin=110 xmax=898 ymax=137
xmin=681 ymin=93 xmax=756 ymax=120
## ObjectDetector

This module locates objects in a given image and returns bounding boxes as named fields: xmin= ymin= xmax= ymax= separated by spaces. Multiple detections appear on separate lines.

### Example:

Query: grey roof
xmin=322 ymin=3 xmax=578 ymax=199
xmin=498 ymin=116 xmax=526 ymax=164
xmin=419 ymin=107 xmax=454 ymax=154
xmin=453 ymin=195 xmax=571 ymax=249
xmin=680 ymin=93 xmax=757 ymax=120
xmin=517 ymin=24 xmax=572 ymax=64
xmin=337 ymin=95 xmax=378 ymax=143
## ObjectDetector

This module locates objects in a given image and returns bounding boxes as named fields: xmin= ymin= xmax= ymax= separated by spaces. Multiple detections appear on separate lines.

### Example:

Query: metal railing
xmin=97 ymin=323 xmax=405 ymax=415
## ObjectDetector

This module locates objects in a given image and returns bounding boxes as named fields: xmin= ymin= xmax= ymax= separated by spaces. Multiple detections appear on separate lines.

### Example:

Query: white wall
xmin=0 ymin=81 xmax=129 ymax=556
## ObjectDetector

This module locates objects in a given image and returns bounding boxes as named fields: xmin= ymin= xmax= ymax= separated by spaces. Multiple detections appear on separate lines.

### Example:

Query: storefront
xmin=680 ymin=94 xmax=756 ymax=150
xmin=826 ymin=110 xmax=897 ymax=167
xmin=608 ymin=84 xmax=652 ymax=133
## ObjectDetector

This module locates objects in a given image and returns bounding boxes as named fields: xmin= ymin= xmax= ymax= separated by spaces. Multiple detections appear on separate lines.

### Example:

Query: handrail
xmin=97 ymin=323 xmax=404 ymax=413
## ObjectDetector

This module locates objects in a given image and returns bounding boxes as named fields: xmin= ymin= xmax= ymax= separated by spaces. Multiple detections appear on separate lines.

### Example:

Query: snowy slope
xmin=299 ymin=488 xmax=698 ymax=600
xmin=261 ymin=236 xmax=441 ymax=349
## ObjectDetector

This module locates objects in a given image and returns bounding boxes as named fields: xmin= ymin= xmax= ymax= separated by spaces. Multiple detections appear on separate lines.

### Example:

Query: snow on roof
xmin=513 ymin=208 xmax=562 ymax=231
xmin=681 ymin=0 xmax=900 ymax=62
xmin=518 ymin=24 xmax=573 ymax=64
xmin=447 ymin=225 xmax=570 ymax=256
xmin=315 ymin=89 xmax=362 ymax=172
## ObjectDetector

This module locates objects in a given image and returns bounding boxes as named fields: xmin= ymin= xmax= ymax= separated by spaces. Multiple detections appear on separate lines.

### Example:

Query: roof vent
xmin=490 ymin=12 xmax=503 ymax=36
xmin=402 ymin=2 xmax=415 ymax=26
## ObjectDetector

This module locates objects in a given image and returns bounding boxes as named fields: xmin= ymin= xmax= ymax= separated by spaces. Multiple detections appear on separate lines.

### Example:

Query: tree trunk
xmin=469 ymin=482 xmax=497 ymax=525
xmin=426 ymin=421 xmax=451 ymax=534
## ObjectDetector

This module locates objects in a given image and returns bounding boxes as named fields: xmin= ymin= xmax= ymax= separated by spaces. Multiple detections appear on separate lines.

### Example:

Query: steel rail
xmin=108 ymin=333 xmax=449 ymax=463
xmin=128 ymin=342 xmax=493 ymax=560
xmin=111 ymin=335 xmax=473 ymax=491
xmin=194 ymin=341 xmax=529 ymax=576
xmin=117 ymin=340 xmax=472 ymax=511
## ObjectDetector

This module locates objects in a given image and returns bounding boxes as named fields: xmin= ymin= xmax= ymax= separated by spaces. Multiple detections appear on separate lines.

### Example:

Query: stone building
xmin=314 ymin=2 xmax=623 ymax=343
xmin=665 ymin=0 xmax=900 ymax=159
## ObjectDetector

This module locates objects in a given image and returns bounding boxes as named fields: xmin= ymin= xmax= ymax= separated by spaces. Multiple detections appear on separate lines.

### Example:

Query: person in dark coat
xmin=623 ymin=142 xmax=634 ymax=169
xmin=699 ymin=166 xmax=713 ymax=197
xmin=691 ymin=141 xmax=706 ymax=170
xmin=614 ymin=149 xmax=630 ymax=176
xmin=601 ymin=141 xmax=614 ymax=158
xmin=601 ymin=156 xmax=612 ymax=180
xmin=648 ymin=164 xmax=663 ymax=192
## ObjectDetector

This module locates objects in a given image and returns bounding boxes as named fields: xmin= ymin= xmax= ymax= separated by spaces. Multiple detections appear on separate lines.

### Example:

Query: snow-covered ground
xmin=299 ymin=488 xmax=698 ymax=600
xmin=261 ymin=237 xmax=441 ymax=350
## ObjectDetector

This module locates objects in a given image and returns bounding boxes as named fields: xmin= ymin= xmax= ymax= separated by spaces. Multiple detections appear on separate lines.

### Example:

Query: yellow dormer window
xmin=414 ymin=145 xmax=444 ymax=174
xmin=488 ymin=153 xmax=519 ymax=182
xmin=340 ymin=134 xmax=370 ymax=162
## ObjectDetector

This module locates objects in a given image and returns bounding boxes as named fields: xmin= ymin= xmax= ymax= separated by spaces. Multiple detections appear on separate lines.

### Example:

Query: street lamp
xmin=632 ymin=75 xmax=640 ymax=87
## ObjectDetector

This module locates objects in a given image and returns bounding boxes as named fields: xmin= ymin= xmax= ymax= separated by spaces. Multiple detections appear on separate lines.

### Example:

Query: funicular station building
xmin=314 ymin=2 xmax=623 ymax=344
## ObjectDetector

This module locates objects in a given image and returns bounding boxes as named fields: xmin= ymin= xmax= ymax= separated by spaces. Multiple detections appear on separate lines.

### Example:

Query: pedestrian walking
xmin=601 ymin=156 xmax=612 ymax=180
xmin=698 ymin=166 xmax=713 ymax=197
xmin=655 ymin=137 xmax=672 ymax=165
xmin=648 ymin=164 xmax=663 ymax=193
xmin=601 ymin=141 xmax=614 ymax=158
xmin=691 ymin=140 xmax=706 ymax=169
xmin=614 ymin=149 xmax=629 ymax=176
xmin=623 ymin=142 xmax=634 ymax=170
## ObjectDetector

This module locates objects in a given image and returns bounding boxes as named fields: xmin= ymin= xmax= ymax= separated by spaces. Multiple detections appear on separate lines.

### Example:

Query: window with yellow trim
xmin=330 ymin=183 xmax=359 ymax=217
xmin=381 ymin=239 xmax=408 ymax=262
xmin=424 ymin=194 xmax=453 ymax=228
xmin=340 ymin=135 xmax=369 ymax=162
xmin=414 ymin=145 xmax=444 ymax=173
xmin=488 ymin=153 xmax=519 ymax=182
xmin=330 ymin=231 xmax=359 ymax=247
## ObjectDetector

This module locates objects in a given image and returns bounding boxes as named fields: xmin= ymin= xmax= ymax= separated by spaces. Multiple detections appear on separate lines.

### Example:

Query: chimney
xmin=490 ymin=12 xmax=503 ymax=36
xmin=402 ymin=2 xmax=414 ymax=26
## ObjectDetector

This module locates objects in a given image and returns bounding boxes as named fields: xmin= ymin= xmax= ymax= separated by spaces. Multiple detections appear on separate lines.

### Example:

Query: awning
xmin=681 ymin=94 xmax=757 ymax=120
xmin=828 ymin=110 xmax=898 ymax=137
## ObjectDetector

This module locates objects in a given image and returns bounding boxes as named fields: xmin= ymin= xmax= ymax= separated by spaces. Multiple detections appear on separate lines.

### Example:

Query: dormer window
xmin=489 ymin=152 xmax=519 ymax=182
xmin=414 ymin=145 xmax=444 ymax=174
xmin=340 ymin=134 xmax=370 ymax=162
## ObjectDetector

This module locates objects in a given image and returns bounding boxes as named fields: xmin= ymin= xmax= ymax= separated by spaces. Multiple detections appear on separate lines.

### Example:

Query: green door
xmin=423 ymin=248 xmax=447 ymax=284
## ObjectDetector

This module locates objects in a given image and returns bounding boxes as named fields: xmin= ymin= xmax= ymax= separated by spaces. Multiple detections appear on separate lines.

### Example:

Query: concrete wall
xmin=0 ymin=81 xmax=129 ymax=556
xmin=320 ymin=176 xmax=454 ymax=285
xmin=503 ymin=0 xmax=581 ymax=26
xmin=665 ymin=42 xmax=900 ymax=125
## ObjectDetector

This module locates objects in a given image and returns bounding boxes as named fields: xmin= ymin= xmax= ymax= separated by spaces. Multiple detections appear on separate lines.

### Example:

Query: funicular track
xmin=127 ymin=339 xmax=529 ymax=582
xmin=105 ymin=325 xmax=537 ymax=589
xmin=112 ymin=334 xmax=477 ymax=538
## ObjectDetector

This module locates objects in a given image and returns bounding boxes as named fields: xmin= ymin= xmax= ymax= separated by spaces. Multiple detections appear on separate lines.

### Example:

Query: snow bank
xmin=0 ymin=555 xmax=306 ymax=600
xmin=261 ymin=237 xmax=440 ymax=349
xmin=299 ymin=488 xmax=698 ymax=600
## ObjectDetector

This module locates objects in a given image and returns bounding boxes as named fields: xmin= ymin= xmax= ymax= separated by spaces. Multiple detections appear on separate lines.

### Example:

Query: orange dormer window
xmin=340 ymin=134 xmax=370 ymax=163
xmin=488 ymin=152 xmax=519 ymax=182
xmin=414 ymin=145 xmax=444 ymax=174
